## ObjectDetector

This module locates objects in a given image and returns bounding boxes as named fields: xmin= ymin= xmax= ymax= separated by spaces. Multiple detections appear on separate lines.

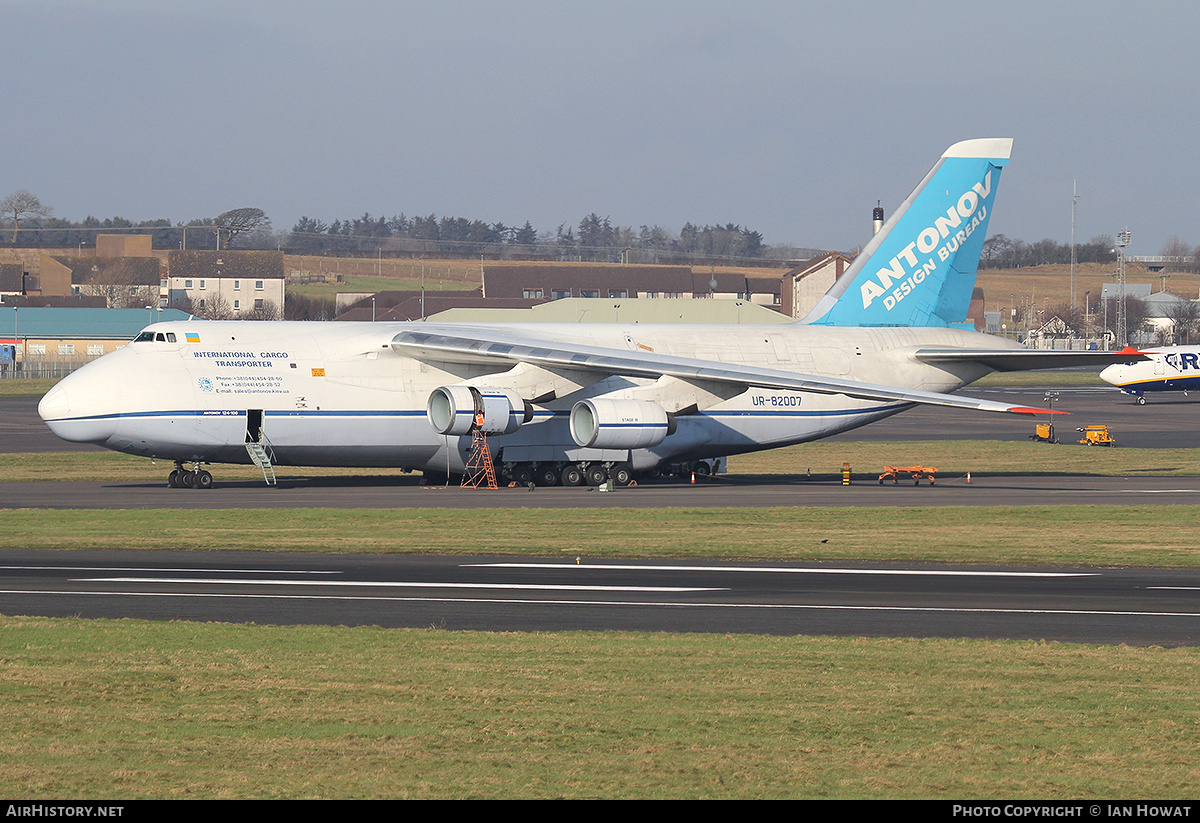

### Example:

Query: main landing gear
xmin=502 ymin=461 xmax=635 ymax=488
xmin=167 ymin=461 xmax=214 ymax=490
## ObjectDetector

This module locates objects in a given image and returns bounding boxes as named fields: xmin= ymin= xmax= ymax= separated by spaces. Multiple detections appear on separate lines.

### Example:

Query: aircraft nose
xmin=37 ymin=383 xmax=70 ymax=421
xmin=1099 ymin=364 xmax=1122 ymax=385
xmin=38 ymin=373 xmax=118 ymax=444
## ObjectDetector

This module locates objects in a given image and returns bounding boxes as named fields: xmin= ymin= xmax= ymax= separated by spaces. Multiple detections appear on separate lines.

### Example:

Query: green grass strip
xmin=3 ymin=505 xmax=1199 ymax=567
xmin=0 ymin=616 xmax=1196 ymax=799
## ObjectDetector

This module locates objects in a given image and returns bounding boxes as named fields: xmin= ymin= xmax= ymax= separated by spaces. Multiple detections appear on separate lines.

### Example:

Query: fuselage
xmin=39 ymin=319 xmax=1013 ymax=474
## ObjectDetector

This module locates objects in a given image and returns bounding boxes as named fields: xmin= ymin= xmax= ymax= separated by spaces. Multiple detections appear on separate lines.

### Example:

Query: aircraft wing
xmin=391 ymin=326 xmax=1062 ymax=416
xmin=913 ymin=346 xmax=1146 ymax=372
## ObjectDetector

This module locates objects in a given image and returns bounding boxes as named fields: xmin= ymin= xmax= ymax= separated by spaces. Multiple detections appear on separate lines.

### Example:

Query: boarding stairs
xmin=245 ymin=437 xmax=278 ymax=486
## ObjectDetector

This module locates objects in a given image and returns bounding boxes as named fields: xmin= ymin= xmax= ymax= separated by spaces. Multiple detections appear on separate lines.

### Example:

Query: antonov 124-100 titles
xmin=39 ymin=139 xmax=1143 ymax=489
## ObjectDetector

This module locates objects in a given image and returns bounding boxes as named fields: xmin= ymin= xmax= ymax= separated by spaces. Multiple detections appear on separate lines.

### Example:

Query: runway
xmin=2 ymin=549 xmax=1197 ymax=645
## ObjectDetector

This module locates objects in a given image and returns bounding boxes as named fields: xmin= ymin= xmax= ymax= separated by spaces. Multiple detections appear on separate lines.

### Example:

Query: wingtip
xmin=1009 ymin=406 xmax=1070 ymax=416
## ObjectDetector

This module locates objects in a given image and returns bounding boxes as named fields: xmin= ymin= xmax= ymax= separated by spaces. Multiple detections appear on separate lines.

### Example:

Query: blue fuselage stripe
xmin=45 ymin=403 xmax=911 ymax=426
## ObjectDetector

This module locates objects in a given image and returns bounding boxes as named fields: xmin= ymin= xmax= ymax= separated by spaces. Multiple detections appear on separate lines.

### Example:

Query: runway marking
xmin=468 ymin=563 xmax=1095 ymax=578
xmin=78 ymin=576 xmax=725 ymax=593
xmin=3 ymin=588 xmax=1200 ymax=619
xmin=1119 ymin=490 xmax=1200 ymax=494
xmin=0 ymin=566 xmax=340 ymax=575
xmin=1148 ymin=587 xmax=1200 ymax=591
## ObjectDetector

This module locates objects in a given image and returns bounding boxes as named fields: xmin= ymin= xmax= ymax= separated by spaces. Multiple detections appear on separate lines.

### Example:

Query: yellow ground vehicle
xmin=1077 ymin=425 xmax=1116 ymax=446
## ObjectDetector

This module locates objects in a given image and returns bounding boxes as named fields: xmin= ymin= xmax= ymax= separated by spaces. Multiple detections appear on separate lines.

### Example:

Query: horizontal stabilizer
xmin=913 ymin=346 xmax=1146 ymax=372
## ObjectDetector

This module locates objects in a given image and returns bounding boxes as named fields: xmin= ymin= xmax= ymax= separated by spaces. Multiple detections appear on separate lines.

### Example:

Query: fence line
xmin=1 ymin=356 xmax=95 ymax=380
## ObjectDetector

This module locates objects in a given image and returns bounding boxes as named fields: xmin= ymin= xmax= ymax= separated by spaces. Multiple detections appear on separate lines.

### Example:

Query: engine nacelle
xmin=427 ymin=386 xmax=529 ymax=436
xmin=569 ymin=398 xmax=673 ymax=450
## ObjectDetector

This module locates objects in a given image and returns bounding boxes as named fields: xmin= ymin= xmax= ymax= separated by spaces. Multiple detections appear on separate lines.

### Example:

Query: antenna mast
xmin=1070 ymin=181 xmax=1079 ymax=309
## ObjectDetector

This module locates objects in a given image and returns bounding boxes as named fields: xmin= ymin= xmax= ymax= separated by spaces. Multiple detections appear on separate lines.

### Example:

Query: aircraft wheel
xmin=194 ymin=470 xmax=213 ymax=490
xmin=536 ymin=465 xmax=560 ymax=487
xmin=512 ymin=464 xmax=534 ymax=485
xmin=560 ymin=463 xmax=585 ymax=486
xmin=179 ymin=471 xmax=196 ymax=488
xmin=167 ymin=470 xmax=180 ymax=488
xmin=585 ymin=464 xmax=609 ymax=486
xmin=611 ymin=464 xmax=634 ymax=486
xmin=692 ymin=461 xmax=711 ymax=478
xmin=1137 ymin=396 xmax=1147 ymax=405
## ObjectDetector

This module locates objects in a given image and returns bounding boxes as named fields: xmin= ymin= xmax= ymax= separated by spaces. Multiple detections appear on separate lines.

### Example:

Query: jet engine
xmin=569 ymin=398 xmax=674 ymax=449
xmin=427 ymin=385 xmax=530 ymax=436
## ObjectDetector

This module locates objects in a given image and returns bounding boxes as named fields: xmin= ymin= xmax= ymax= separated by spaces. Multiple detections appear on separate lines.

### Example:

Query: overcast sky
xmin=3 ymin=0 xmax=1198 ymax=256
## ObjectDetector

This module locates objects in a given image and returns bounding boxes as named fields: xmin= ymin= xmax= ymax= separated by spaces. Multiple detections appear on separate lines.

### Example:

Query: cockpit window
xmin=134 ymin=331 xmax=154 ymax=342
xmin=155 ymin=333 xmax=166 ymax=342
xmin=166 ymin=332 xmax=176 ymax=342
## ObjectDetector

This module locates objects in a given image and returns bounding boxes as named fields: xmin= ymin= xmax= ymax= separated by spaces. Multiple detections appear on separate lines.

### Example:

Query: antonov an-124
xmin=39 ymin=138 xmax=1138 ymax=488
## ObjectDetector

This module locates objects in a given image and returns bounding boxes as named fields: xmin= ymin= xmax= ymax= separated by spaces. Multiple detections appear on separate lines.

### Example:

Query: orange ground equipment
xmin=1077 ymin=425 xmax=1116 ymax=447
xmin=878 ymin=465 xmax=938 ymax=485
xmin=1029 ymin=423 xmax=1059 ymax=444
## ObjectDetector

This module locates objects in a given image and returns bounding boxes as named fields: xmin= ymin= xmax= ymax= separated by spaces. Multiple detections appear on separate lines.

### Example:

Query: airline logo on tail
xmin=860 ymin=171 xmax=992 ymax=312
xmin=804 ymin=138 xmax=1011 ymax=328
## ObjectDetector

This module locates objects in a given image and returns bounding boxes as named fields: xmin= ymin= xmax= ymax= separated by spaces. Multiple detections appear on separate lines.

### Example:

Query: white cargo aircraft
xmin=40 ymin=138 xmax=1135 ymax=488
xmin=1100 ymin=345 xmax=1200 ymax=404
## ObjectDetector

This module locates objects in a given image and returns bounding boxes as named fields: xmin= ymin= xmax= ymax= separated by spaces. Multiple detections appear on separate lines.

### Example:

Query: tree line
xmin=11 ymin=186 xmax=1200 ymax=271
xmin=289 ymin=211 xmax=781 ymax=262
xmin=1 ymin=188 xmax=800 ymax=262
xmin=981 ymin=232 xmax=1200 ymax=273
xmin=0 ymin=190 xmax=272 ymax=250
xmin=980 ymin=234 xmax=1118 ymax=269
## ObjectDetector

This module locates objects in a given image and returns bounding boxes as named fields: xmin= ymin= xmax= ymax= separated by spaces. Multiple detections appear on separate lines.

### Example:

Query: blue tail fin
xmin=803 ymin=138 xmax=1011 ymax=327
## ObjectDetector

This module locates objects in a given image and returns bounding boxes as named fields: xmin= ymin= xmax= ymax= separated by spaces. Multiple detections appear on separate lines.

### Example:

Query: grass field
xmin=978 ymin=263 xmax=1200 ymax=315
xmin=1 ymin=617 xmax=1196 ymax=799
xmin=4 ymin=504 xmax=1200 ymax=567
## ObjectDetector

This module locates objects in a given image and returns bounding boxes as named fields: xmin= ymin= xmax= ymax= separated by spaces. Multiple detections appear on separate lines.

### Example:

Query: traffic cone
xmin=966 ymin=471 xmax=972 ymax=483
xmin=691 ymin=471 xmax=696 ymax=484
